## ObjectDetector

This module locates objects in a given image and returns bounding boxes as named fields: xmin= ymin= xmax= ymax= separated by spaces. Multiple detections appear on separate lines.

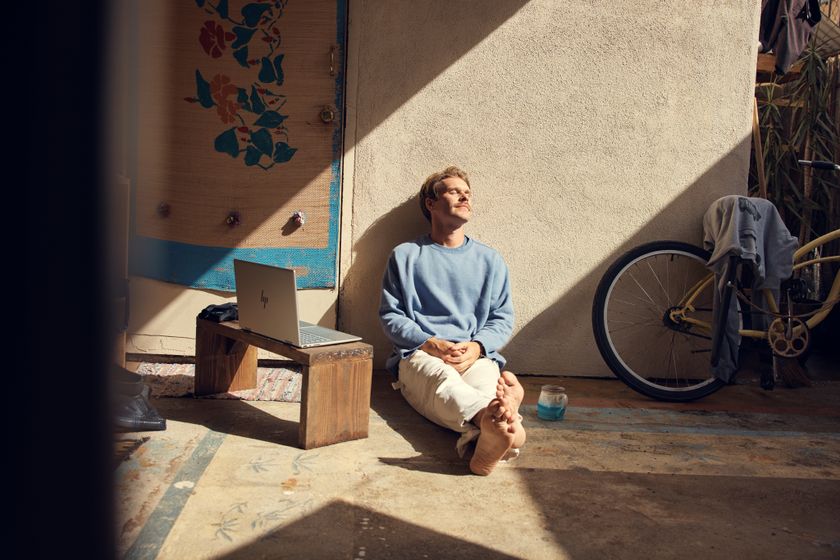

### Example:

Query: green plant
xmin=751 ymin=43 xmax=839 ymax=245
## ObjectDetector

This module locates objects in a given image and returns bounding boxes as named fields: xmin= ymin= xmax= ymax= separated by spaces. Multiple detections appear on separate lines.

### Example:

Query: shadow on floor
xmin=153 ymin=398 xmax=301 ymax=447
xmin=518 ymin=468 xmax=840 ymax=560
xmin=198 ymin=472 xmax=840 ymax=560
xmin=119 ymin=361 xmax=840 ymax=560
xmin=216 ymin=500 xmax=522 ymax=560
xmin=368 ymin=371 xmax=475 ymax=476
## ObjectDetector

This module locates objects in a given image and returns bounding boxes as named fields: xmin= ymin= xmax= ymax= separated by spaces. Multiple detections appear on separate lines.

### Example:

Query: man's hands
xmin=447 ymin=341 xmax=482 ymax=374
xmin=420 ymin=338 xmax=482 ymax=374
xmin=419 ymin=337 xmax=455 ymax=359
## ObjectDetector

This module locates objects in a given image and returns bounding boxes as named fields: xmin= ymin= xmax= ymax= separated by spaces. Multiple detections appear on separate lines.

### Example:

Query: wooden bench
xmin=195 ymin=318 xmax=373 ymax=449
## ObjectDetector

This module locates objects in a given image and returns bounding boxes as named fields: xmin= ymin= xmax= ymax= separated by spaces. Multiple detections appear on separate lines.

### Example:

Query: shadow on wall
xmin=340 ymin=196 xmax=429 ymax=359
xmin=125 ymin=0 xmax=529 ymax=325
xmin=504 ymin=136 xmax=754 ymax=376
xmin=346 ymin=136 xmax=754 ymax=374
xmin=348 ymin=0 xmax=530 ymax=144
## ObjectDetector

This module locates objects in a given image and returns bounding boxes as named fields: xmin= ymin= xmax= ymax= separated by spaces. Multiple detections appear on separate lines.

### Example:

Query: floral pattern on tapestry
xmin=186 ymin=0 xmax=297 ymax=170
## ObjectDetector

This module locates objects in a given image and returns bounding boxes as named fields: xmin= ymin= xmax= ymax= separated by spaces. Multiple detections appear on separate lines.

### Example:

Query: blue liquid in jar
xmin=537 ymin=402 xmax=566 ymax=421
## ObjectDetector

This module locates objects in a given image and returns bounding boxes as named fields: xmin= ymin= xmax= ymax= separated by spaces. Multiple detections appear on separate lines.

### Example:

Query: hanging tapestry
xmin=129 ymin=0 xmax=346 ymax=289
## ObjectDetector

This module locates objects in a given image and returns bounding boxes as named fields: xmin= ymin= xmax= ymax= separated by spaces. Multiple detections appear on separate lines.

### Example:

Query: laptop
xmin=233 ymin=259 xmax=362 ymax=348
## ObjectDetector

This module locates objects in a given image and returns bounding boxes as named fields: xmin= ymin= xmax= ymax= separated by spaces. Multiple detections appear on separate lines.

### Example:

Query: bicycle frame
xmin=671 ymin=228 xmax=840 ymax=339
xmin=592 ymin=162 xmax=840 ymax=401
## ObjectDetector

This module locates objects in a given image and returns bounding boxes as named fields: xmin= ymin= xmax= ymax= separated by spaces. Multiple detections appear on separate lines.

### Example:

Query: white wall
xmin=126 ymin=1 xmax=761 ymax=375
xmin=340 ymin=0 xmax=760 ymax=374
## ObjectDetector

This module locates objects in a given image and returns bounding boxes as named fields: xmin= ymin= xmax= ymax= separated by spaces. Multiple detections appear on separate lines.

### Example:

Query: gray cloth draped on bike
xmin=702 ymin=196 xmax=799 ymax=382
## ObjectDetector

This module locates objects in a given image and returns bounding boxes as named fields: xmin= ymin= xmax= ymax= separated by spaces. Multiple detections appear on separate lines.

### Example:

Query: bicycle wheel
xmin=592 ymin=241 xmax=726 ymax=401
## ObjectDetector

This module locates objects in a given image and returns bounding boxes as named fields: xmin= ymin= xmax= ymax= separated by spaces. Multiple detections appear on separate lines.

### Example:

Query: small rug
xmin=135 ymin=362 xmax=302 ymax=402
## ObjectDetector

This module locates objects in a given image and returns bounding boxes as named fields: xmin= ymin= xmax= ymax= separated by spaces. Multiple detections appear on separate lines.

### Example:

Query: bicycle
xmin=591 ymin=160 xmax=840 ymax=402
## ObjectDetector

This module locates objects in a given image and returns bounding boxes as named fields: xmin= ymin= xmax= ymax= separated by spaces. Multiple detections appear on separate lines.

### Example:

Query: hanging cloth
xmin=758 ymin=0 xmax=822 ymax=74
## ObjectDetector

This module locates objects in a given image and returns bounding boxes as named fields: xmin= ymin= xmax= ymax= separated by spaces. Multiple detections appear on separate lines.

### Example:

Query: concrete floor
xmin=116 ymin=354 xmax=840 ymax=560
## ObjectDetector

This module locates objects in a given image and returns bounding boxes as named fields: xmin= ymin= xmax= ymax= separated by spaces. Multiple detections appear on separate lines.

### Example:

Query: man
xmin=379 ymin=166 xmax=526 ymax=476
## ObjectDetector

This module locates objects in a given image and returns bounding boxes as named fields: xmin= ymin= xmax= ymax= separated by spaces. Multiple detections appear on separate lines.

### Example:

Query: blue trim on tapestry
xmin=128 ymin=0 xmax=347 ymax=292
xmin=129 ymin=239 xmax=336 ymax=290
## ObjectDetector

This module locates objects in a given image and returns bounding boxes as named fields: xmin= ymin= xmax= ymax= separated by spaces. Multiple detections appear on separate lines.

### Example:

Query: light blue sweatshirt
xmin=379 ymin=234 xmax=514 ymax=375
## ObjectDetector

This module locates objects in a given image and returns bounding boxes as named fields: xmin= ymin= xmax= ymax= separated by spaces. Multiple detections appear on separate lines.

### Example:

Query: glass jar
xmin=537 ymin=385 xmax=568 ymax=421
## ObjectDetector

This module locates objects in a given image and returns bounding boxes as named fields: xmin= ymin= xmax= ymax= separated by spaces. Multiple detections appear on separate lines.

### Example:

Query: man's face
xmin=426 ymin=177 xmax=472 ymax=226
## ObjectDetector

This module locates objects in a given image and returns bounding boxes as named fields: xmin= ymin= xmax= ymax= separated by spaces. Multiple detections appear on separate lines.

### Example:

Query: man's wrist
xmin=420 ymin=338 xmax=436 ymax=353
xmin=473 ymin=340 xmax=486 ymax=357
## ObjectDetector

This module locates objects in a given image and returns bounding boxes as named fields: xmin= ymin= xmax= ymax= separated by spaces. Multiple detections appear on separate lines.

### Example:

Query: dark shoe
xmin=114 ymin=392 xmax=166 ymax=432
xmin=113 ymin=364 xmax=142 ymax=384
xmin=113 ymin=364 xmax=146 ymax=397
xmin=115 ymin=380 xmax=150 ymax=400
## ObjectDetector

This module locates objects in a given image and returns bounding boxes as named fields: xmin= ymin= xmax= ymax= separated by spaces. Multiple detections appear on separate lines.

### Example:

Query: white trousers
xmin=395 ymin=350 xmax=501 ymax=454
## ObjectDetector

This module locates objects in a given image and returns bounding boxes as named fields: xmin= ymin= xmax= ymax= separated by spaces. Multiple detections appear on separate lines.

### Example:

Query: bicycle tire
xmin=592 ymin=241 xmax=727 ymax=401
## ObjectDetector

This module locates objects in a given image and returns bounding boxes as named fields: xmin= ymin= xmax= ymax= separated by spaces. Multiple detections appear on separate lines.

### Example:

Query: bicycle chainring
xmin=767 ymin=317 xmax=810 ymax=358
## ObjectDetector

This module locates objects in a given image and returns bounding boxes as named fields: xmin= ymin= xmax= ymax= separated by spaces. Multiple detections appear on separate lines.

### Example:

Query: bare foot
xmin=496 ymin=370 xmax=525 ymax=414
xmin=500 ymin=420 xmax=527 ymax=463
xmin=470 ymin=399 xmax=516 ymax=476
xmin=509 ymin=417 xmax=526 ymax=449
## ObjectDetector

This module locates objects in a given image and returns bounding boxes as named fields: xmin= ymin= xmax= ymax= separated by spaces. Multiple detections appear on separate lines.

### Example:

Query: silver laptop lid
xmin=233 ymin=259 xmax=302 ymax=345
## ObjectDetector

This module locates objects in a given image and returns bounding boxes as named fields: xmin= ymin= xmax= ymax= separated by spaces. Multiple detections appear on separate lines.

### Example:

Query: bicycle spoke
xmin=612 ymin=287 xmax=663 ymax=315
xmin=672 ymin=329 xmax=712 ymax=341
xmin=594 ymin=243 xmax=722 ymax=399
xmin=611 ymin=292 xmax=661 ymax=309
xmin=675 ymin=332 xmax=683 ymax=386
xmin=608 ymin=319 xmax=663 ymax=327
xmin=647 ymin=258 xmax=672 ymax=307
xmin=608 ymin=321 xmax=668 ymax=335
xmin=609 ymin=307 xmax=660 ymax=322
xmin=668 ymin=330 xmax=678 ymax=385
xmin=627 ymin=270 xmax=663 ymax=312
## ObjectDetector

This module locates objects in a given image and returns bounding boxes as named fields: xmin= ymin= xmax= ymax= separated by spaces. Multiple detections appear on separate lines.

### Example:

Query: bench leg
xmin=299 ymin=357 xmax=372 ymax=449
xmin=195 ymin=322 xmax=258 ymax=396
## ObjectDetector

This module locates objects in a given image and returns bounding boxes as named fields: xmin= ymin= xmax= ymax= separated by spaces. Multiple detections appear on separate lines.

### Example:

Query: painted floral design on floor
xmin=210 ymin=451 xmax=319 ymax=542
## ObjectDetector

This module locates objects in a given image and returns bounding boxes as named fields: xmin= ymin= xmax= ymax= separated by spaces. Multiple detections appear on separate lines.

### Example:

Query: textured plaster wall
xmin=340 ymin=0 xmax=761 ymax=375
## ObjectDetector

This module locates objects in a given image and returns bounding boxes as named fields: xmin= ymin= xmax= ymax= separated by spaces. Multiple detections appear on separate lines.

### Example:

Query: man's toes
xmin=498 ymin=407 xmax=514 ymax=423
xmin=470 ymin=403 xmax=516 ymax=476
xmin=491 ymin=406 xmax=507 ymax=422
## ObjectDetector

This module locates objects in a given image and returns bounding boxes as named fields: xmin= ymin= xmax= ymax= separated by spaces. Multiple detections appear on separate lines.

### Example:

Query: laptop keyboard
xmin=299 ymin=330 xmax=334 ymax=345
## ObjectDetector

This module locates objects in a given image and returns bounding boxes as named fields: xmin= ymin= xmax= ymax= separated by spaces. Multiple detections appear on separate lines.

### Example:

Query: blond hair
xmin=418 ymin=166 xmax=471 ymax=222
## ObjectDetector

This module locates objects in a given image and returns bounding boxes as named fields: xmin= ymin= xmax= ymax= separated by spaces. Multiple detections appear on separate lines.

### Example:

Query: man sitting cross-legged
xmin=379 ymin=166 xmax=526 ymax=475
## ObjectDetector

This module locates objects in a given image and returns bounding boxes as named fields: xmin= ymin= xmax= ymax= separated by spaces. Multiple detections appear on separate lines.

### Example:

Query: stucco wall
xmin=340 ymin=0 xmax=761 ymax=375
